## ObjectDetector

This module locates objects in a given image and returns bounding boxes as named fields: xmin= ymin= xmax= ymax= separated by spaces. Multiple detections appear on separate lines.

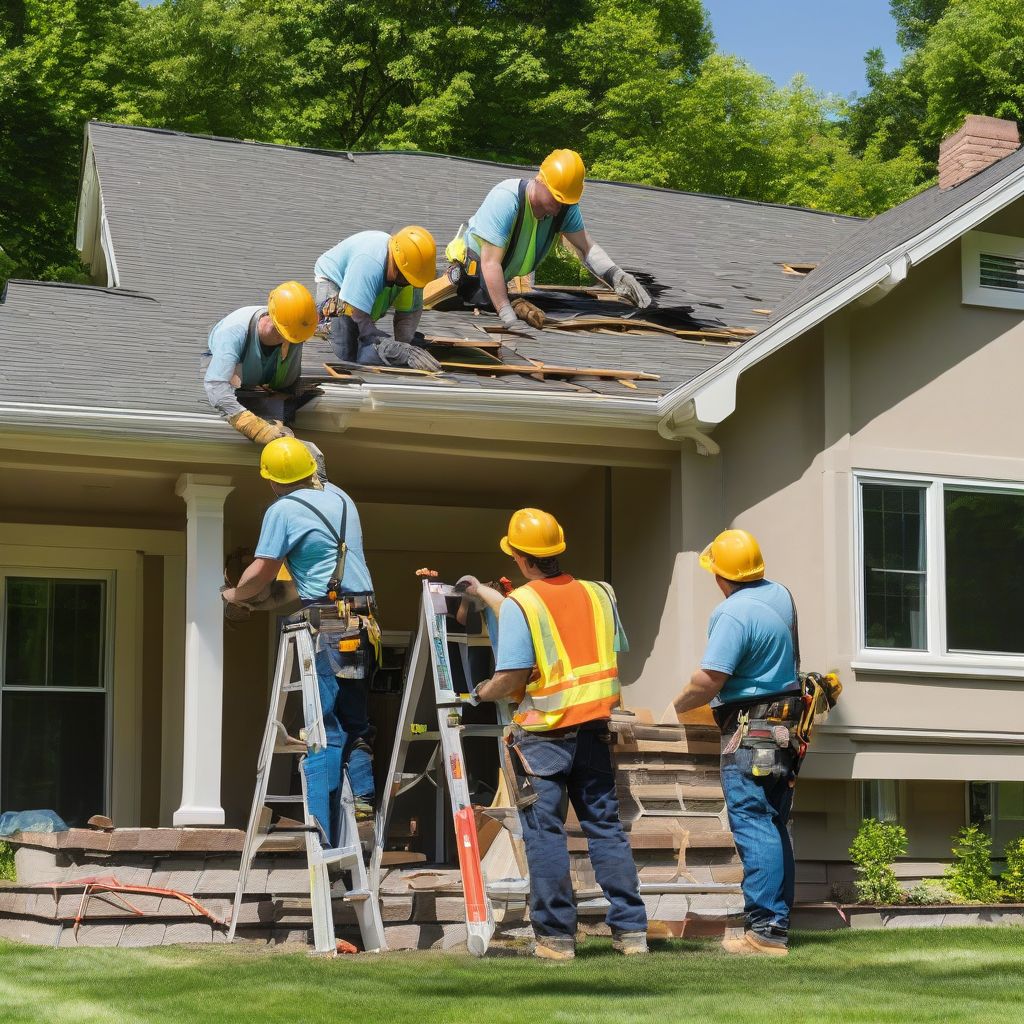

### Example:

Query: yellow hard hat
xmin=267 ymin=281 xmax=318 ymax=359
xmin=699 ymin=529 xmax=765 ymax=582
xmin=260 ymin=437 xmax=317 ymax=485
xmin=538 ymin=149 xmax=586 ymax=205
xmin=389 ymin=225 xmax=437 ymax=289
xmin=500 ymin=508 xmax=566 ymax=558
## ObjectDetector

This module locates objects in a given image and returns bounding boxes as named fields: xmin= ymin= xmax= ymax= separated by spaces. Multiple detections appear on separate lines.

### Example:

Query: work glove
xmin=228 ymin=410 xmax=293 ymax=444
xmin=611 ymin=268 xmax=653 ymax=309
xmin=511 ymin=297 xmax=546 ymax=329
xmin=375 ymin=338 xmax=442 ymax=372
xmin=496 ymin=302 xmax=536 ymax=339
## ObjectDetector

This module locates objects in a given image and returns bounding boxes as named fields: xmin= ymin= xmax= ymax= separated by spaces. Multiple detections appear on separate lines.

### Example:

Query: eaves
xmin=656 ymin=154 xmax=1024 ymax=437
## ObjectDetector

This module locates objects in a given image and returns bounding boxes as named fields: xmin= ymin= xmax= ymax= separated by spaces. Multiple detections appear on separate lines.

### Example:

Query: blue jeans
xmin=517 ymin=722 xmax=646 ymax=941
xmin=720 ymin=745 xmax=795 ymax=943
xmin=314 ymin=648 xmax=375 ymax=802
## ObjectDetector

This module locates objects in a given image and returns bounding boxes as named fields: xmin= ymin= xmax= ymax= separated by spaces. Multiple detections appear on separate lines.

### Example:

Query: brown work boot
xmin=533 ymin=937 xmax=576 ymax=961
xmin=721 ymin=930 xmax=788 ymax=956
xmin=611 ymin=931 xmax=649 ymax=956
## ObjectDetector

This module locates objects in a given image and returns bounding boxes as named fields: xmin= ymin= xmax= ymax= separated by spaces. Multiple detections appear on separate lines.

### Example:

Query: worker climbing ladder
xmin=228 ymin=618 xmax=386 ymax=954
xmin=370 ymin=578 xmax=503 ymax=956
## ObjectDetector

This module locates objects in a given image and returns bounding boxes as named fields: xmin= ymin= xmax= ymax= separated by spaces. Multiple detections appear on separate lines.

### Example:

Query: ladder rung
xmin=264 ymin=795 xmax=304 ymax=803
xmin=343 ymin=890 xmax=370 ymax=903
xmin=282 ymin=682 xmax=304 ymax=692
xmin=274 ymin=742 xmax=307 ymax=754
xmin=320 ymin=844 xmax=362 ymax=867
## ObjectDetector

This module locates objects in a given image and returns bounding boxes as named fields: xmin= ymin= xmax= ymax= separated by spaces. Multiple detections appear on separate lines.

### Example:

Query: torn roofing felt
xmin=65 ymin=122 xmax=864 ymax=403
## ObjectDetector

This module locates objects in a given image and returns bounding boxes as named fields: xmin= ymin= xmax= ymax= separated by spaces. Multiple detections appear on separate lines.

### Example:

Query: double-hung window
xmin=856 ymin=473 xmax=1024 ymax=672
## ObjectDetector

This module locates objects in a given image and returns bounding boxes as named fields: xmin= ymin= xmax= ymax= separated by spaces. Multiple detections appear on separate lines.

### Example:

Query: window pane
xmin=997 ymin=782 xmax=1024 ymax=821
xmin=1 ymin=691 xmax=105 ymax=826
xmin=53 ymin=581 xmax=105 ymax=688
xmin=944 ymin=489 xmax=1024 ymax=654
xmin=862 ymin=780 xmax=900 ymax=823
xmin=5 ymin=579 xmax=49 ymax=686
xmin=862 ymin=484 xmax=927 ymax=649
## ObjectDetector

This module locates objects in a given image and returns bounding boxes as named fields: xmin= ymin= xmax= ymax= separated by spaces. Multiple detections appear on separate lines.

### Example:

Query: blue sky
xmin=704 ymin=0 xmax=903 ymax=98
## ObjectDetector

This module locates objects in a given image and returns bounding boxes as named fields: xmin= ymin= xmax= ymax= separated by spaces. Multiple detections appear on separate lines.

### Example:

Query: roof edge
xmin=657 ymin=149 xmax=1024 ymax=429
xmin=1 ymin=279 xmax=156 ymax=302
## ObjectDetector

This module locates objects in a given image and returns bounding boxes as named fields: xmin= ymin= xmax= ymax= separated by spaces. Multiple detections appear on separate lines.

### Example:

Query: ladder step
xmin=282 ymin=682 xmax=304 ymax=692
xmin=264 ymin=795 xmax=304 ymax=804
xmin=274 ymin=742 xmax=307 ymax=754
xmin=320 ymin=844 xmax=362 ymax=867
xmin=343 ymin=890 xmax=370 ymax=903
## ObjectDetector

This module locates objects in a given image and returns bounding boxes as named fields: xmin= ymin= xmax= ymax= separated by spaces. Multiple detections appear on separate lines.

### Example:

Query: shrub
xmin=0 ymin=842 xmax=15 ymax=882
xmin=849 ymin=818 xmax=908 ymax=904
xmin=999 ymin=836 xmax=1024 ymax=902
xmin=945 ymin=825 xmax=1000 ymax=903
xmin=906 ymin=878 xmax=961 ymax=905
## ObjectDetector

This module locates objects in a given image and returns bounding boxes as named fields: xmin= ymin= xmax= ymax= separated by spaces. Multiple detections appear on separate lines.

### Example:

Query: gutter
xmin=0 ymin=401 xmax=234 ymax=441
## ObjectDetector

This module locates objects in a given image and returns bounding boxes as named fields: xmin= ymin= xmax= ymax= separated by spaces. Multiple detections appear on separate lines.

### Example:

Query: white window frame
xmin=961 ymin=230 xmax=1024 ymax=310
xmin=0 ymin=568 xmax=116 ymax=816
xmin=853 ymin=470 xmax=1024 ymax=679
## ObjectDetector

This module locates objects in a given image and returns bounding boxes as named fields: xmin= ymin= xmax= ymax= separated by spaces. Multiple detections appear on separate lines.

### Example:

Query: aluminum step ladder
xmin=228 ymin=619 xmax=385 ymax=954
xmin=370 ymin=578 xmax=506 ymax=956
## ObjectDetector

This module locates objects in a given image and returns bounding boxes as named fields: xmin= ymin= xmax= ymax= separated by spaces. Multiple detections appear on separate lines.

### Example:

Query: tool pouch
xmin=317 ymin=615 xmax=369 ymax=680
xmin=501 ymin=732 xmax=539 ymax=809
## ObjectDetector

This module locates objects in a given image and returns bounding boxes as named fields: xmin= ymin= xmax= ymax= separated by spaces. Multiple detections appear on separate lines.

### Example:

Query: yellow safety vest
xmin=511 ymin=577 xmax=621 ymax=732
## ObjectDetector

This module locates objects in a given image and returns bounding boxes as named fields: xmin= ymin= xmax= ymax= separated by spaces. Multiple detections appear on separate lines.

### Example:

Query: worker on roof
xmin=463 ymin=509 xmax=648 ymax=961
xmin=221 ymin=437 xmax=380 ymax=829
xmin=445 ymin=149 xmax=652 ymax=335
xmin=315 ymin=227 xmax=441 ymax=372
xmin=204 ymin=281 xmax=318 ymax=444
xmin=671 ymin=530 xmax=801 ymax=957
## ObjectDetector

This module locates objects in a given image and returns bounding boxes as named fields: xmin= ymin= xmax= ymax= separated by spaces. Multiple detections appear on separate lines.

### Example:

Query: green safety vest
xmin=499 ymin=179 xmax=569 ymax=280
xmin=241 ymin=309 xmax=302 ymax=391
xmin=369 ymin=283 xmax=421 ymax=322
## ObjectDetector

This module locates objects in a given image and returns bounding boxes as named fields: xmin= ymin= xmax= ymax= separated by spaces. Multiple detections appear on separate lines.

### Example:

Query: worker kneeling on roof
xmin=221 ymin=438 xmax=380 ymax=826
xmin=315 ymin=227 xmax=441 ymax=372
xmin=204 ymin=281 xmax=318 ymax=444
xmin=463 ymin=509 xmax=648 ymax=961
xmin=445 ymin=148 xmax=652 ymax=336
xmin=672 ymin=530 xmax=816 ymax=957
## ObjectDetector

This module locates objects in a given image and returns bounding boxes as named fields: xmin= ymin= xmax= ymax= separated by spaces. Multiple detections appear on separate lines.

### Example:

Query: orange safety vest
xmin=510 ymin=575 xmax=621 ymax=732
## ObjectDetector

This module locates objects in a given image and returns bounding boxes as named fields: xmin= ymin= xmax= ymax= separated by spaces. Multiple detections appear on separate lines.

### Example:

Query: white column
xmin=173 ymin=474 xmax=234 ymax=826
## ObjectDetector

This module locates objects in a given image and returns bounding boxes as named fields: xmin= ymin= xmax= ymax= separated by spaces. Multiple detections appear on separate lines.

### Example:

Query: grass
xmin=0 ymin=928 xmax=1021 ymax=1023
xmin=0 ymin=842 xmax=14 ymax=882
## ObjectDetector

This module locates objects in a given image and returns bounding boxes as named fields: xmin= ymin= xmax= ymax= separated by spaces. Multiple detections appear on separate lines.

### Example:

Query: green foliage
xmin=850 ymin=818 xmax=908 ymax=904
xmin=0 ymin=841 xmax=15 ymax=882
xmin=945 ymin=825 xmax=1001 ymax=903
xmin=891 ymin=0 xmax=952 ymax=49
xmin=998 ymin=836 xmax=1024 ymax=902
xmin=534 ymin=240 xmax=596 ymax=288
xmin=906 ymin=877 xmax=962 ymax=905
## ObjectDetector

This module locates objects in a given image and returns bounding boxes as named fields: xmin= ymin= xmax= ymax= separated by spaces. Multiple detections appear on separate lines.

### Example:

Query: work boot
xmin=611 ymin=930 xmax=649 ymax=956
xmin=533 ymin=936 xmax=575 ymax=961
xmin=720 ymin=930 xmax=788 ymax=957
xmin=354 ymin=798 xmax=375 ymax=822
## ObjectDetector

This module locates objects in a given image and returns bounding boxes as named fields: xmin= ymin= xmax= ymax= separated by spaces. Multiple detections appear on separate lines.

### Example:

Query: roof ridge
xmin=86 ymin=121 xmax=864 ymax=221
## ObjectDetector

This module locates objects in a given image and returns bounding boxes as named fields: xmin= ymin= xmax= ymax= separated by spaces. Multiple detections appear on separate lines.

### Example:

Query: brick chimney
xmin=939 ymin=115 xmax=1021 ymax=189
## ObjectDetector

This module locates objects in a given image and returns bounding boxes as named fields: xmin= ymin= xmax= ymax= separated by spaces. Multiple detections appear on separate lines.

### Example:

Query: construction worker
xmin=464 ymin=508 xmax=648 ymax=960
xmin=672 ymin=529 xmax=801 ymax=957
xmin=204 ymin=281 xmax=318 ymax=443
xmin=315 ymin=227 xmax=441 ymax=372
xmin=446 ymin=149 xmax=652 ymax=335
xmin=221 ymin=437 xmax=379 ymax=823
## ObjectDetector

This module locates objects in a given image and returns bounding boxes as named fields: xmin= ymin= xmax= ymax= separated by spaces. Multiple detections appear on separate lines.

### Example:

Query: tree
xmin=919 ymin=0 xmax=1024 ymax=140
xmin=890 ymin=0 xmax=950 ymax=49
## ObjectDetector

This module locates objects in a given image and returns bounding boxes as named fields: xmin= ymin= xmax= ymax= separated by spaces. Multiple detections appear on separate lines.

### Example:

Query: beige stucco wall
xmin=686 ymin=197 xmax=1024 ymax=806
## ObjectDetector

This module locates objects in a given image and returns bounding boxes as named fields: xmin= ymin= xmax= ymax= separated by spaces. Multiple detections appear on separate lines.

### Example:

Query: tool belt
xmin=717 ymin=672 xmax=842 ymax=783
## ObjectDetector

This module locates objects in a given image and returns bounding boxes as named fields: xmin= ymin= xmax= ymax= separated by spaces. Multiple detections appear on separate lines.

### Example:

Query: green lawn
xmin=0 ymin=929 xmax=1021 ymax=1024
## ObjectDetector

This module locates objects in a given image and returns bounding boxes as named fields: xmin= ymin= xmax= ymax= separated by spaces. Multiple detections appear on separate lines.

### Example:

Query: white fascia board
xmin=819 ymin=725 xmax=1024 ymax=747
xmin=309 ymin=381 xmax=664 ymax=432
xmin=660 ymin=155 xmax=1024 ymax=428
xmin=74 ymin=131 xmax=120 ymax=287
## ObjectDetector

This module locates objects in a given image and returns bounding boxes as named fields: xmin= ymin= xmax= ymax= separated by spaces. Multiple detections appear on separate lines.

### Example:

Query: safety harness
xmin=242 ymin=309 xmax=297 ymax=391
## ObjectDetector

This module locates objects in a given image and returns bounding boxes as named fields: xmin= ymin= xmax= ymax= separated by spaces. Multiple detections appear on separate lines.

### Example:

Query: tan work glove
xmin=511 ymin=297 xmax=546 ymax=329
xmin=228 ymin=410 xmax=293 ymax=444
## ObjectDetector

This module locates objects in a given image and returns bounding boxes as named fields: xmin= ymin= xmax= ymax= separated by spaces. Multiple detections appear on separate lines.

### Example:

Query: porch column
xmin=173 ymin=473 xmax=234 ymax=825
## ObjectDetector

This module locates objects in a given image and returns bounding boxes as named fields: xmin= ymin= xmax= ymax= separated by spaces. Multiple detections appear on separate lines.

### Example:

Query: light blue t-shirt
xmin=494 ymin=579 xmax=628 ymax=671
xmin=314 ymin=231 xmax=422 ymax=320
xmin=204 ymin=305 xmax=301 ymax=390
xmin=254 ymin=483 xmax=373 ymax=601
xmin=465 ymin=179 xmax=585 ymax=280
xmin=701 ymin=579 xmax=798 ymax=706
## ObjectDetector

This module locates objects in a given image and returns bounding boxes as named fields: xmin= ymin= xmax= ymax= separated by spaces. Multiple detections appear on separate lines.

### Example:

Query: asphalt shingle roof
xmin=769 ymin=145 xmax=1024 ymax=325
